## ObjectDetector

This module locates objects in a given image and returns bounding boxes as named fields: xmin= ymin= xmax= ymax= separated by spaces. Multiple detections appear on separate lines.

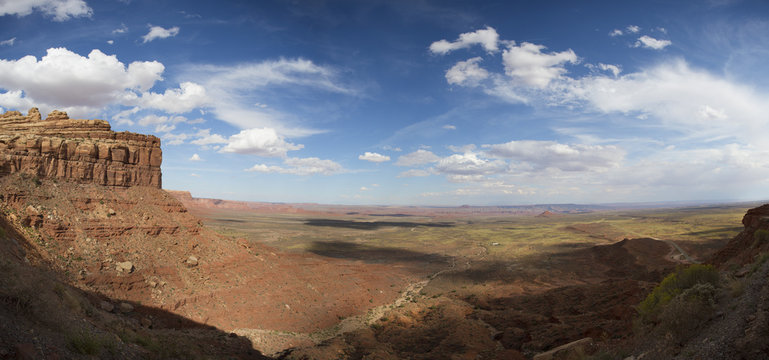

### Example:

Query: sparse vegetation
xmin=67 ymin=328 xmax=106 ymax=355
xmin=636 ymin=264 xmax=720 ymax=344
xmin=637 ymin=264 xmax=719 ymax=324
xmin=753 ymin=229 xmax=769 ymax=248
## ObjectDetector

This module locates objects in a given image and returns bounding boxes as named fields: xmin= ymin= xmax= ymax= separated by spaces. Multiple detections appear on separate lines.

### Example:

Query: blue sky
xmin=1 ymin=0 xmax=769 ymax=205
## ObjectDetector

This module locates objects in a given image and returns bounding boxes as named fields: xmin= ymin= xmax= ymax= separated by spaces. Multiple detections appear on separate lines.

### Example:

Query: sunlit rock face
xmin=0 ymin=108 xmax=162 ymax=188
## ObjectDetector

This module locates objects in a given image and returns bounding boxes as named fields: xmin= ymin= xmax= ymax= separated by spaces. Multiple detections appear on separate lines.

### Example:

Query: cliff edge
xmin=0 ymin=108 xmax=161 ymax=188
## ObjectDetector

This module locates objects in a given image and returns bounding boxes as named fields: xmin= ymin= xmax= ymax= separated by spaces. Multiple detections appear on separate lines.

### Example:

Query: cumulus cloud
xmin=598 ymin=63 xmax=621 ymax=77
xmin=162 ymin=132 xmax=188 ymax=145
xmin=626 ymin=25 xmax=641 ymax=33
xmin=358 ymin=152 xmax=390 ymax=163
xmin=428 ymin=27 xmax=769 ymax=201
xmin=0 ymin=38 xmax=16 ymax=46
xmin=142 ymin=25 xmax=180 ymax=43
xmin=433 ymin=153 xmax=507 ymax=176
xmin=395 ymin=149 xmax=440 ymax=166
xmin=429 ymin=26 xmax=500 ymax=55
xmin=609 ymin=29 xmax=623 ymax=37
xmin=137 ymin=81 xmax=208 ymax=113
xmin=190 ymin=129 xmax=227 ymax=146
xmin=445 ymin=57 xmax=489 ymax=86
xmin=483 ymin=140 xmax=624 ymax=171
xmin=246 ymin=157 xmax=343 ymax=175
xmin=0 ymin=47 xmax=165 ymax=115
xmin=189 ymin=153 xmax=202 ymax=161
xmin=220 ymin=127 xmax=303 ymax=157
xmin=0 ymin=0 xmax=92 ymax=21
xmin=634 ymin=35 xmax=672 ymax=50
xmin=502 ymin=42 xmax=578 ymax=88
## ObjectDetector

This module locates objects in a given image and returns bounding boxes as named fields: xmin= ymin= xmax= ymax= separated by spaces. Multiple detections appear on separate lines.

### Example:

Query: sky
xmin=1 ymin=0 xmax=769 ymax=205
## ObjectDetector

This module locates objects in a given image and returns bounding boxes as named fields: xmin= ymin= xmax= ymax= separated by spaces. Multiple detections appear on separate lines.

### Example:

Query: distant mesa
xmin=0 ymin=107 xmax=162 ymax=188
xmin=536 ymin=210 xmax=561 ymax=217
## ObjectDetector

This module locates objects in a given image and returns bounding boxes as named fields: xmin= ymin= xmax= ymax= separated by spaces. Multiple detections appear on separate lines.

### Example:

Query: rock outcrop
xmin=0 ymin=108 xmax=161 ymax=188
xmin=710 ymin=204 xmax=769 ymax=267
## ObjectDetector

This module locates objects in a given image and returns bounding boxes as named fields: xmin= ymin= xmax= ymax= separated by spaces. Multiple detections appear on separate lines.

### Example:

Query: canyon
xmin=0 ymin=108 xmax=767 ymax=359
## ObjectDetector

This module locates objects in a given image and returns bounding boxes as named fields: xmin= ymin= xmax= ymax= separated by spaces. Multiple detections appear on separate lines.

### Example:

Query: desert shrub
xmin=753 ymin=229 xmax=769 ymax=248
xmin=67 ymin=329 xmax=104 ymax=355
xmin=657 ymin=282 xmax=717 ymax=343
xmin=637 ymin=264 xmax=719 ymax=324
xmin=728 ymin=278 xmax=745 ymax=298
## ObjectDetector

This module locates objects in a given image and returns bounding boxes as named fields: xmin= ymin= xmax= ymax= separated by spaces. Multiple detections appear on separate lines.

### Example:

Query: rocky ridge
xmin=0 ymin=108 xmax=161 ymax=188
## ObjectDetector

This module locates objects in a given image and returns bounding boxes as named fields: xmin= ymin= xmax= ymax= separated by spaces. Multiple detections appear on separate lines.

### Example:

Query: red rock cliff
xmin=0 ymin=108 xmax=161 ymax=188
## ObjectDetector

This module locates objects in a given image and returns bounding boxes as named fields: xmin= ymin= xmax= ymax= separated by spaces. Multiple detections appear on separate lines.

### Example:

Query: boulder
xmin=185 ymin=255 xmax=199 ymax=267
xmin=119 ymin=302 xmax=134 ymax=313
xmin=116 ymin=261 xmax=134 ymax=273
xmin=99 ymin=301 xmax=114 ymax=312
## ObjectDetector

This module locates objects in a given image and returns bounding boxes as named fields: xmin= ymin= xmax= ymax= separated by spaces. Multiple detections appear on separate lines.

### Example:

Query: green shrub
xmin=658 ymin=282 xmax=717 ymax=343
xmin=67 ymin=329 xmax=104 ymax=355
xmin=637 ymin=264 xmax=719 ymax=324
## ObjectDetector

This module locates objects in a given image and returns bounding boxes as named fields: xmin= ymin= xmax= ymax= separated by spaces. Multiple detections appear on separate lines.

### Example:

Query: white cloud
xmin=0 ymin=47 xmax=164 ymax=116
xmin=0 ymin=0 xmax=92 ymax=21
xmin=433 ymin=153 xmax=507 ymax=176
xmin=220 ymin=127 xmax=303 ymax=157
xmin=445 ymin=57 xmax=489 ymax=86
xmin=609 ymin=29 xmax=623 ymax=37
xmin=154 ymin=123 xmax=175 ymax=133
xmin=572 ymin=59 xmax=762 ymax=142
xmin=106 ymin=40 xmax=114 ymax=45
xmin=112 ymin=24 xmax=128 ymax=34
xmin=189 ymin=153 xmax=202 ymax=161
xmin=502 ymin=42 xmax=578 ymax=88
xmin=1 ymin=37 xmax=16 ymax=46
xmin=634 ymin=35 xmax=672 ymax=50
xmin=395 ymin=149 xmax=440 ymax=166
xmin=246 ymin=157 xmax=343 ymax=175
xmin=398 ymin=169 xmax=431 ymax=177
xmin=137 ymin=114 xmax=185 ymax=127
xmin=360 ymin=186 xmax=368 ymax=191
xmin=483 ymin=140 xmax=624 ymax=171
xmin=190 ymin=129 xmax=227 ymax=146
xmin=180 ymin=58 xmax=356 ymax=137
xmin=429 ymin=26 xmax=500 ymax=55
xmin=162 ymin=132 xmax=188 ymax=145
xmin=626 ymin=25 xmax=641 ymax=33
xmin=137 ymin=81 xmax=208 ymax=113
xmin=598 ymin=63 xmax=621 ymax=77
xmin=142 ymin=25 xmax=180 ymax=43
xmin=443 ymin=124 xmax=456 ymax=130
xmin=358 ymin=152 xmax=390 ymax=163
xmin=382 ymin=145 xmax=402 ymax=152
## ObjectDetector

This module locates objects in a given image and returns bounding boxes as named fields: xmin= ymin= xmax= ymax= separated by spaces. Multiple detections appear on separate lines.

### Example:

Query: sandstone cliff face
xmin=0 ymin=108 xmax=161 ymax=188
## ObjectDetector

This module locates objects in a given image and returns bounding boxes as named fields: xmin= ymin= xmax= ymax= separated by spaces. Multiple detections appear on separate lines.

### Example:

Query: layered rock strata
xmin=0 ymin=108 xmax=161 ymax=188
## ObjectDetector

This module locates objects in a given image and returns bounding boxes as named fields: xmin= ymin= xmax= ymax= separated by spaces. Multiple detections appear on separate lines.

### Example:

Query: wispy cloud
xmin=142 ymin=25 xmax=180 ymax=43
